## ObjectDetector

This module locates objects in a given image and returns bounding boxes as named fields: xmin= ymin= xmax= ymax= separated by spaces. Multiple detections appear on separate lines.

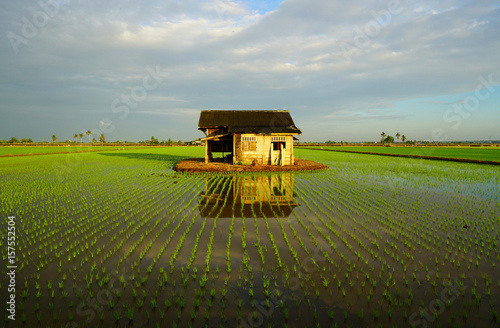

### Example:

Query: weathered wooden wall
xmin=233 ymin=134 xmax=241 ymax=164
xmin=234 ymin=134 xmax=294 ymax=165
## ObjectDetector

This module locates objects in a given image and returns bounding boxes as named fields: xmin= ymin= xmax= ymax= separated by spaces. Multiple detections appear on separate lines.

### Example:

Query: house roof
xmin=198 ymin=110 xmax=301 ymax=135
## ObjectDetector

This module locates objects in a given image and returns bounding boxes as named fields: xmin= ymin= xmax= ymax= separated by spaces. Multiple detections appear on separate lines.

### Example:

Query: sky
xmin=0 ymin=0 xmax=499 ymax=142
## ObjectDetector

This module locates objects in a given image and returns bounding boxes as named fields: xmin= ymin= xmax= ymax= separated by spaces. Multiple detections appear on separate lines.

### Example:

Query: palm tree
xmin=99 ymin=133 xmax=105 ymax=144
xmin=86 ymin=130 xmax=93 ymax=143
xmin=73 ymin=134 xmax=78 ymax=143
xmin=380 ymin=132 xmax=386 ymax=142
xmin=79 ymin=133 xmax=84 ymax=143
xmin=396 ymin=132 xmax=400 ymax=141
xmin=52 ymin=134 xmax=57 ymax=143
xmin=401 ymin=135 xmax=406 ymax=143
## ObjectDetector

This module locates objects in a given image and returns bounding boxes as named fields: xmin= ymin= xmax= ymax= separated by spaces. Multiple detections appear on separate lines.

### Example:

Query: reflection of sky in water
xmin=323 ymin=156 xmax=500 ymax=202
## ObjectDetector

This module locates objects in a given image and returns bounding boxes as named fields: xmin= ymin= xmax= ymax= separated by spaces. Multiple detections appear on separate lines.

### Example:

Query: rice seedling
xmin=2 ymin=146 xmax=498 ymax=327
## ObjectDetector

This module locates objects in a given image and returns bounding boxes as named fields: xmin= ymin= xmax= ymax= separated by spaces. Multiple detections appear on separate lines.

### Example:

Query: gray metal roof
xmin=198 ymin=110 xmax=301 ymax=134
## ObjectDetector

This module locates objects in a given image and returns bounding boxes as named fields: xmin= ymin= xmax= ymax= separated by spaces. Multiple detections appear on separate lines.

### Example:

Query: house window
xmin=244 ymin=142 xmax=257 ymax=151
xmin=272 ymin=142 xmax=286 ymax=151
xmin=271 ymin=136 xmax=286 ymax=142
xmin=242 ymin=136 xmax=257 ymax=151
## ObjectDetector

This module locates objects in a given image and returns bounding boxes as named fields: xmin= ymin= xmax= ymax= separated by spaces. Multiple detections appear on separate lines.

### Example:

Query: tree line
xmin=1 ymin=137 xmax=33 ymax=144
xmin=2 ymin=134 xmax=185 ymax=145
xmin=380 ymin=131 xmax=408 ymax=144
xmin=144 ymin=137 xmax=183 ymax=145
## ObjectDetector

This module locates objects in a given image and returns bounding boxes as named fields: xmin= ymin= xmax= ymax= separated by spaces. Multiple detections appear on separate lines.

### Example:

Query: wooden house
xmin=198 ymin=110 xmax=301 ymax=165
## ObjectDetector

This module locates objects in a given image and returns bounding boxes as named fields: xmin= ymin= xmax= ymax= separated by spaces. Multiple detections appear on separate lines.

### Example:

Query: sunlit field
xmin=0 ymin=146 xmax=127 ymax=156
xmin=1 ymin=147 xmax=499 ymax=327
xmin=307 ymin=146 xmax=500 ymax=162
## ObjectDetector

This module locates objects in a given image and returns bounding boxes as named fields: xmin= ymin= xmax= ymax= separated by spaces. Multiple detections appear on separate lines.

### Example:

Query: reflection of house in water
xmin=199 ymin=174 xmax=298 ymax=218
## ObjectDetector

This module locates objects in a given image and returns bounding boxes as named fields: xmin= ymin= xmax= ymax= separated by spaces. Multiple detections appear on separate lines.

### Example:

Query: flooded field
xmin=1 ymin=147 xmax=499 ymax=327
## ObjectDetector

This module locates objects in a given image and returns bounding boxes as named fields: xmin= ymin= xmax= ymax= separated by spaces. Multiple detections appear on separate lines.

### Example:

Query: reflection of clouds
xmin=199 ymin=174 xmax=298 ymax=218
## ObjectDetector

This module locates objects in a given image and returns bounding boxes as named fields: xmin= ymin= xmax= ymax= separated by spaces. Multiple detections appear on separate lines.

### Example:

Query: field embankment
xmin=298 ymin=146 xmax=500 ymax=165
xmin=175 ymin=157 xmax=328 ymax=172
xmin=0 ymin=146 xmax=133 ymax=156
xmin=0 ymin=145 xmax=193 ymax=157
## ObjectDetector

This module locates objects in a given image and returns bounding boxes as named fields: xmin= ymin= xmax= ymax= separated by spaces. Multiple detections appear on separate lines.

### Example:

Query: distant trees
xmin=2 ymin=133 xmax=187 ymax=145
xmin=381 ymin=132 xmax=409 ymax=144
xmin=147 ymin=137 xmax=183 ymax=145
xmin=0 ymin=137 xmax=33 ymax=144
xmin=380 ymin=132 xmax=386 ymax=142
xmin=71 ymin=130 xmax=95 ymax=143
xmin=86 ymin=130 xmax=93 ymax=143
xmin=383 ymin=135 xmax=394 ymax=144
xmin=159 ymin=138 xmax=173 ymax=145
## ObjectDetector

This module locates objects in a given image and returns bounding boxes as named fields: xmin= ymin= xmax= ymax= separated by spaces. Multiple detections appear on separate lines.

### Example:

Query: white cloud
xmin=135 ymin=108 xmax=200 ymax=116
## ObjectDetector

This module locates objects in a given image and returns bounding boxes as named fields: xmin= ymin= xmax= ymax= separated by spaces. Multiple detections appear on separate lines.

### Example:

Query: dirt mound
xmin=175 ymin=158 xmax=328 ymax=173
